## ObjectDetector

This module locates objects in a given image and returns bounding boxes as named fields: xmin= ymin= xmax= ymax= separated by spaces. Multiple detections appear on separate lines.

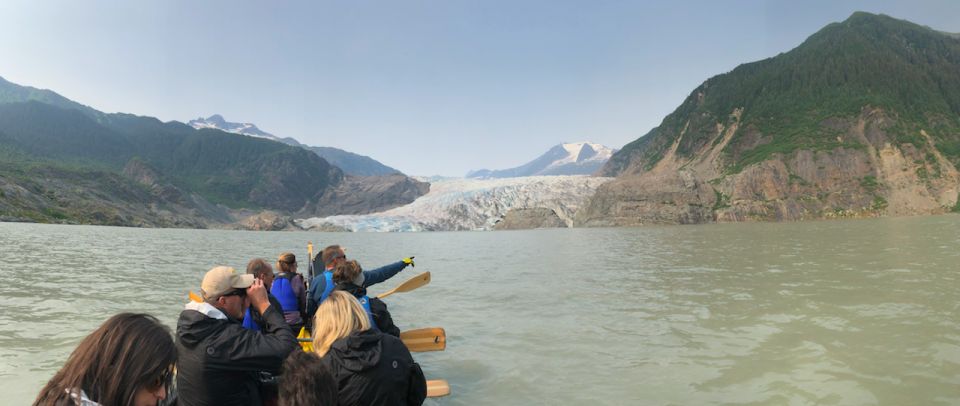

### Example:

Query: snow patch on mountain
xmin=467 ymin=142 xmax=616 ymax=178
xmin=296 ymin=175 xmax=613 ymax=232
xmin=188 ymin=114 xmax=277 ymax=140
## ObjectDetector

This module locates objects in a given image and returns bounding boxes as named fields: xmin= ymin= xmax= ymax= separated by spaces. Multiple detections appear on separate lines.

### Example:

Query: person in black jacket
xmin=176 ymin=266 xmax=298 ymax=406
xmin=278 ymin=350 xmax=338 ymax=406
xmin=333 ymin=259 xmax=401 ymax=337
xmin=312 ymin=291 xmax=426 ymax=406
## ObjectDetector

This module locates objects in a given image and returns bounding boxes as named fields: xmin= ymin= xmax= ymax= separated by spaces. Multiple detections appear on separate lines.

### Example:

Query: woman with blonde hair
xmin=34 ymin=313 xmax=176 ymax=406
xmin=313 ymin=291 xmax=426 ymax=405
xmin=272 ymin=252 xmax=306 ymax=333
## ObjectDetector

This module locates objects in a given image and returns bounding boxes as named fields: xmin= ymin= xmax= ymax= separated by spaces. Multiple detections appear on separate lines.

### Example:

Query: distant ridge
xmin=467 ymin=142 xmax=615 ymax=178
xmin=188 ymin=114 xmax=402 ymax=176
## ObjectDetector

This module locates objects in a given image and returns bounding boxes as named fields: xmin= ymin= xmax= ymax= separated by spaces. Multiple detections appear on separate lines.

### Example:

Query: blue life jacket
xmin=358 ymin=295 xmax=378 ymax=331
xmin=320 ymin=271 xmax=335 ymax=303
xmin=241 ymin=307 xmax=260 ymax=331
xmin=271 ymin=273 xmax=299 ymax=313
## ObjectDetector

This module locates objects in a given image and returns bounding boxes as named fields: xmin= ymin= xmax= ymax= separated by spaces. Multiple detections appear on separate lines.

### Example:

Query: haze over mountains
xmin=188 ymin=114 xmax=402 ymax=177
xmin=467 ymin=142 xmax=615 ymax=178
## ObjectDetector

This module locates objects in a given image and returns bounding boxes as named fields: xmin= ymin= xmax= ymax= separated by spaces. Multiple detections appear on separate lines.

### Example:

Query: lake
xmin=1 ymin=215 xmax=958 ymax=405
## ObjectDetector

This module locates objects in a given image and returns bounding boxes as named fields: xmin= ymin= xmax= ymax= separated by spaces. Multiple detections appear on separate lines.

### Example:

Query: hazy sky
xmin=0 ymin=1 xmax=958 ymax=176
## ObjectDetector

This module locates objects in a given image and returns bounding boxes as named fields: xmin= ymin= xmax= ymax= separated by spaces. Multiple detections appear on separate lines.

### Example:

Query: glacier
xmin=296 ymin=175 xmax=613 ymax=232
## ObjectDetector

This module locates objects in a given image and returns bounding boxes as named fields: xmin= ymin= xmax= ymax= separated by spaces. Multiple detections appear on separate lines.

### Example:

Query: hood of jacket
xmin=177 ymin=303 xmax=238 ymax=348
xmin=334 ymin=282 xmax=367 ymax=298
xmin=327 ymin=329 xmax=384 ymax=373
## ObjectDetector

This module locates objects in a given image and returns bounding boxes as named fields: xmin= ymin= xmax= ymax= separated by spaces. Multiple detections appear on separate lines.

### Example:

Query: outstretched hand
xmin=403 ymin=256 xmax=415 ymax=267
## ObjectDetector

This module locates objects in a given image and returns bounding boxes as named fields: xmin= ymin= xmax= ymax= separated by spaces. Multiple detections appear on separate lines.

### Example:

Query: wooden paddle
xmin=400 ymin=327 xmax=446 ymax=352
xmin=427 ymin=379 xmax=450 ymax=397
xmin=297 ymin=327 xmax=446 ymax=352
xmin=377 ymin=271 xmax=431 ymax=299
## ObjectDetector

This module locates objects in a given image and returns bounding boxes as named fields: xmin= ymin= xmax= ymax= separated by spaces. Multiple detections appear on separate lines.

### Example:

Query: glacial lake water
xmin=1 ymin=215 xmax=959 ymax=405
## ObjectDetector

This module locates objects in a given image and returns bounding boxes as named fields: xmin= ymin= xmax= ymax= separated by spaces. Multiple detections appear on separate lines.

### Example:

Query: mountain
xmin=577 ymin=12 xmax=960 ymax=226
xmin=297 ymin=176 xmax=612 ymax=232
xmin=188 ymin=115 xmax=402 ymax=176
xmin=467 ymin=142 xmax=615 ymax=178
xmin=0 ymin=78 xmax=423 ymax=228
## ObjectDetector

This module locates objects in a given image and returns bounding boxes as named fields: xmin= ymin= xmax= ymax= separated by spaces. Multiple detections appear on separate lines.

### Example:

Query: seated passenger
xmin=34 ymin=313 xmax=176 ymax=406
xmin=313 ymin=291 xmax=426 ymax=406
xmin=333 ymin=259 xmax=401 ymax=337
xmin=278 ymin=350 xmax=338 ymax=406
xmin=271 ymin=252 xmax=306 ymax=333
xmin=176 ymin=266 xmax=298 ymax=406
xmin=242 ymin=258 xmax=286 ymax=332
xmin=306 ymin=244 xmax=414 ymax=320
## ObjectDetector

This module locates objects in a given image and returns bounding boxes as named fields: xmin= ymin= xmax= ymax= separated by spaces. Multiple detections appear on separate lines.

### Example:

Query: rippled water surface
xmin=2 ymin=216 xmax=959 ymax=405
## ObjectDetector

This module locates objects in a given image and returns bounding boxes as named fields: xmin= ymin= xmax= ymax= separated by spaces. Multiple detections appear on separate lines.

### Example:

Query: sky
xmin=0 ymin=1 xmax=958 ymax=176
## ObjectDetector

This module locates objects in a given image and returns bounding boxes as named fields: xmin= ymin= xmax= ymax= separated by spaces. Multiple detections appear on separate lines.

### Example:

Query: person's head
xmin=277 ymin=252 xmax=297 ymax=275
xmin=332 ymin=259 xmax=364 ymax=285
xmin=247 ymin=258 xmax=275 ymax=289
xmin=201 ymin=266 xmax=254 ymax=319
xmin=34 ymin=313 xmax=176 ymax=406
xmin=321 ymin=245 xmax=346 ymax=269
xmin=279 ymin=351 xmax=338 ymax=406
xmin=312 ymin=291 xmax=371 ymax=356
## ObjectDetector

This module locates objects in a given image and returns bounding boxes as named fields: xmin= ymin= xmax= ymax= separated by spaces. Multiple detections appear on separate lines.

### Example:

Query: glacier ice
xmin=296 ymin=175 xmax=613 ymax=232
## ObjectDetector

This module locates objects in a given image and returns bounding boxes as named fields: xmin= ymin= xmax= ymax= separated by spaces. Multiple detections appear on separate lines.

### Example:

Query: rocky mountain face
xmin=577 ymin=12 xmax=960 ymax=226
xmin=188 ymin=114 xmax=402 ymax=176
xmin=467 ymin=142 xmax=615 ymax=178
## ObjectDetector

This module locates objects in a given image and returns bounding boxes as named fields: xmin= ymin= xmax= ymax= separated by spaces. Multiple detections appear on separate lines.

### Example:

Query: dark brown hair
xmin=34 ymin=313 xmax=176 ymax=406
xmin=321 ymin=245 xmax=344 ymax=268
xmin=279 ymin=351 xmax=337 ymax=406
xmin=277 ymin=252 xmax=296 ymax=274
xmin=332 ymin=260 xmax=362 ymax=284
xmin=246 ymin=258 xmax=273 ymax=279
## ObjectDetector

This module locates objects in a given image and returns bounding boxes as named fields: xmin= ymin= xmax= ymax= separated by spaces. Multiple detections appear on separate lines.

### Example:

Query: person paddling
xmin=270 ymin=252 xmax=307 ymax=333
xmin=306 ymin=244 xmax=414 ymax=320
xmin=333 ymin=259 xmax=401 ymax=337
xmin=34 ymin=313 xmax=176 ymax=406
xmin=176 ymin=266 xmax=297 ymax=406
xmin=313 ymin=291 xmax=426 ymax=406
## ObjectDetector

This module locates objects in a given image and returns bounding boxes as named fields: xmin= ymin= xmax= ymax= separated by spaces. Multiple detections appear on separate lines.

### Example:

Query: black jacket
xmin=321 ymin=329 xmax=427 ymax=406
xmin=176 ymin=303 xmax=298 ymax=406
xmin=336 ymin=282 xmax=401 ymax=337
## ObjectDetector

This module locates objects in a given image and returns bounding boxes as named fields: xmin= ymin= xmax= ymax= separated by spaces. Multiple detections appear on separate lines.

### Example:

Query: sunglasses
xmin=147 ymin=367 xmax=173 ymax=391
xmin=221 ymin=289 xmax=247 ymax=298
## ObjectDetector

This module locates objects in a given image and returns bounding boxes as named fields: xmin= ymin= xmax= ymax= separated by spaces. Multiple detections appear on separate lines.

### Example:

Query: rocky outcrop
xmin=577 ymin=108 xmax=960 ymax=226
xmin=493 ymin=208 xmax=567 ymax=230
xmin=237 ymin=211 xmax=298 ymax=231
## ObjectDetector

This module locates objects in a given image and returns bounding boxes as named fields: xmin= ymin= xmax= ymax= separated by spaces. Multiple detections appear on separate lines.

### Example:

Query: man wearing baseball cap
xmin=176 ymin=266 xmax=298 ymax=406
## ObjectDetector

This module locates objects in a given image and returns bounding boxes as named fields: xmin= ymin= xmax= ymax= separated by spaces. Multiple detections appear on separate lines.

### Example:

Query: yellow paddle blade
xmin=426 ymin=379 xmax=450 ymax=397
xmin=189 ymin=291 xmax=203 ymax=303
xmin=400 ymin=327 xmax=446 ymax=352
xmin=297 ymin=327 xmax=313 ymax=352
xmin=377 ymin=271 xmax=431 ymax=299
